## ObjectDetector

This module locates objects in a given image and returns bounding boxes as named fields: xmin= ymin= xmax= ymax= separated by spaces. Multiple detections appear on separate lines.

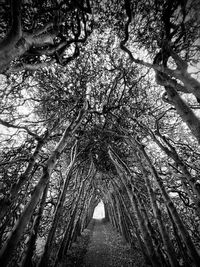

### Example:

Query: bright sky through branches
xmin=93 ymin=200 xmax=105 ymax=219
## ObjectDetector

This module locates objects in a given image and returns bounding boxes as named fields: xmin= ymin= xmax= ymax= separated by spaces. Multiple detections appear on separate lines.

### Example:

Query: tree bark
xmin=137 ymin=141 xmax=200 ymax=266
xmin=150 ymin=130 xmax=200 ymax=215
xmin=108 ymin=147 xmax=161 ymax=267
xmin=21 ymin=184 xmax=49 ymax=267
xmin=164 ymin=85 xmax=200 ymax=145
xmin=0 ymin=138 xmax=45 ymax=221
xmin=0 ymin=104 xmax=88 ymax=267
xmin=38 ymin=142 xmax=77 ymax=267
xmin=53 ymin=161 xmax=94 ymax=266
xmin=137 ymin=156 xmax=180 ymax=267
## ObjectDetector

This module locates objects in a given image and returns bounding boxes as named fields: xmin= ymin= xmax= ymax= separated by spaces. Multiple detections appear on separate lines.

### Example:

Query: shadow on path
xmin=65 ymin=219 xmax=146 ymax=267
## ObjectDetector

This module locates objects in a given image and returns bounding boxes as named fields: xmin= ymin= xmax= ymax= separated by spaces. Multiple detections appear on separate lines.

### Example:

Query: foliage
xmin=0 ymin=1 xmax=200 ymax=266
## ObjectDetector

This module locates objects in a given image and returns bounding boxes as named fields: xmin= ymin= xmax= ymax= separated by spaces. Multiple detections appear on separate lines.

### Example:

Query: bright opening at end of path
xmin=93 ymin=200 xmax=105 ymax=219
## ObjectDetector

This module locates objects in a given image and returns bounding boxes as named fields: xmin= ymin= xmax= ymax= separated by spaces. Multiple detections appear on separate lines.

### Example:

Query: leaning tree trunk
xmin=53 ymin=160 xmax=95 ymax=267
xmin=167 ymin=49 xmax=200 ymax=101
xmin=38 ymin=141 xmax=78 ymax=267
xmin=63 ymin=176 xmax=93 ymax=257
xmin=137 ymin=156 xmax=179 ymax=267
xmin=149 ymin=126 xmax=200 ymax=206
xmin=114 ymin=191 xmax=132 ymax=242
xmin=115 ymin=186 xmax=150 ymax=264
xmin=21 ymin=183 xmax=49 ymax=267
xmin=107 ymin=202 xmax=118 ymax=229
xmin=151 ymin=130 xmax=200 ymax=215
xmin=0 ymin=135 xmax=46 ymax=221
xmin=136 ymin=139 xmax=200 ymax=266
xmin=160 ymin=82 xmax=200 ymax=145
xmin=108 ymin=147 xmax=161 ymax=267
xmin=11 ymin=136 xmax=47 ymax=196
xmin=0 ymin=103 xmax=88 ymax=267
xmin=167 ymin=207 xmax=192 ymax=266
xmin=106 ymin=191 xmax=121 ymax=233
xmin=109 ymin=182 xmax=131 ymax=242
xmin=137 ymin=194 xmax=167 ymax=267
xmin=80 ymin=193 xmax=94 ymax=232
xmin=68 ymin=187 xmax=93 ymax=250
xmin=167 ymin=85 xmax=200 ymax=145
xmin=114 ymin=194 xmax=126 ymax=237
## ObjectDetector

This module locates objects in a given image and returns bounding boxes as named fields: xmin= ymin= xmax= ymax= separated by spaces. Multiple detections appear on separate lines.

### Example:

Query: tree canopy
xmin=0 ymin=0 xmax=200 ymax=266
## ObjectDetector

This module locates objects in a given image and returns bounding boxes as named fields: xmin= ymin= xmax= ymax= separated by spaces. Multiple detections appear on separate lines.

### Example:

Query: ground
xmin=65 ymin=219 xmax=146 ymax=267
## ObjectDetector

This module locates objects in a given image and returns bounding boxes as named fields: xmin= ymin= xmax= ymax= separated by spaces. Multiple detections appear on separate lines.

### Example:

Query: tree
xmin=0 ymin=0 xmax=92 ymax=73
xmin=1 ymin=1 xmax=200 ymax=266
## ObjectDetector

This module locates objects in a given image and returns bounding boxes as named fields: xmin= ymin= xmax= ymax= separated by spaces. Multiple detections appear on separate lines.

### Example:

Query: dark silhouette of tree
xmin=0 ymin=1 xmax=200 ymax=266
xmin=0 ymin=0 xmax=92 ymax=73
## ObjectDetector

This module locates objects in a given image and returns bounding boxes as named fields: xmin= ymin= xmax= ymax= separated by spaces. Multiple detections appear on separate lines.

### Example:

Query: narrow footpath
xmin=65 ymin=219 xmax=146 ymax=267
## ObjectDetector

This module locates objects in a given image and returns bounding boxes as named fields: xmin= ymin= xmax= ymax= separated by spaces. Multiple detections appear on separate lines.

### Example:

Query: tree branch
xmin=0 ymin=0 xmax=22 ymax=51
xmin=0 ymin=119 xmax=42 ymax=140
xmin=7 ymin=60 xmax=56 ymax=74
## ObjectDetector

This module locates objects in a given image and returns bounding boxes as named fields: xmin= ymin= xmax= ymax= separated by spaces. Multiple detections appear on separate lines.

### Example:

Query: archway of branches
xmin=0 ymin=1 xmax=200 ymax=267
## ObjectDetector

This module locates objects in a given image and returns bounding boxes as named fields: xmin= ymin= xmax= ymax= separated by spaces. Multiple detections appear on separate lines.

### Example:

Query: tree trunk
xmin=138 ymin=142 xmax=200 ymax=266
xmin=0 ymin=0 xmax=22 ymax=72
xmin=151 ymin=131 xmax=200 ymax=215
xmin=137 ymin=157 xmax=179 ymax=267
xmin=21 ymin=184 xmax=49 ymax=267
xmin=38 ymin=142 xmax=77 ymax=267
xmin=167 ymin=207 xmax=192 ymax=266
xmin=53 ymin=162 xmax=94 ymax=266
xmin=0 ymin=104 xmax=87 ymax=266
xmin=114 ymin=184 xmax=151 ymax=265
xmin=108 ymin=147 xmax=161 ymax=267
xmin=164 ymin=85 xmax=200 ymax=145
xmin=0 ymin=138 xmax=45 ymax=221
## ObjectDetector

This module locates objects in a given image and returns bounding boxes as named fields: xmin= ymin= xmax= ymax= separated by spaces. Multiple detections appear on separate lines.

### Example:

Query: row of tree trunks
xmin=135 ymin=139 xmax=200 ymax=266
xmin=80 ymin=194 xmax=96 ymax=232
xmin=114 ymin=190 xmax=133 ymax=243
xmin=21 ymin=183 xmax=49 ymax=267
xmin=106 ymin=179 xmax=133 ymax=244
xmin=38 ymin=141 xmax=78 ymax=267
xmin=0 ymin=136 xmax=46 ymax=221
xmin=68 ymin=186 xmax=94 ymax=250
xmin=108 ymin=142 xmax=200 ymax=267
xmin=147 ymin=127 xmax=200 ymax=214
xmin=138 ymin=158 xmax=179 ymax=267
xmin=114 ymin=186 xmax=151 ymax=264
xmin=121 ymin=4 xmax=200 ymax=148
xmin=53 ymin=160 xmax=95 ymax=267
xmin=108 ymin=147 xmax=162 ymax=267
xmin=164 ymin=85 xmax=200 ymax=146
xmin=0 ymin=103 xmax=88 ymax=267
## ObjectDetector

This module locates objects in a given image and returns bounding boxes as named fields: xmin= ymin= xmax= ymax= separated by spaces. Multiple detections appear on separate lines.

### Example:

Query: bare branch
xmin=7 ymin=60 xmax=56 ymax=74
xmin=0 ymin=119 xmax=42 ymax=140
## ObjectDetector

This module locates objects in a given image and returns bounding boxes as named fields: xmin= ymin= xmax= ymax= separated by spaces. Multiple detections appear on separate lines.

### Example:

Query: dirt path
xmin=65 ymin=219 xmax=146 ymax=267
xmin=82 ymin=220 xmax=145 ymax=267
xmin=83 ymin=220 xmax=114 ymax=266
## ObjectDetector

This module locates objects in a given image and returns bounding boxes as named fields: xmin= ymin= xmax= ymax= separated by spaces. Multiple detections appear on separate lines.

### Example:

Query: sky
xmin=93 ymin=200 xmax=105 ymax=219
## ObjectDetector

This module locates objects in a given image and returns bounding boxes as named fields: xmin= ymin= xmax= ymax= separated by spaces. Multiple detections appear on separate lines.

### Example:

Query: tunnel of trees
xmin=0 ymin=0 xmax=200 ymax=266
